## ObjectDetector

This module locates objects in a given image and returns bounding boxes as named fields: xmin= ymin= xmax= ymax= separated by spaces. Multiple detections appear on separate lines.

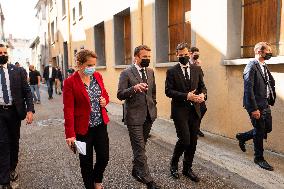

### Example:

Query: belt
xmin=0 ymin=105 xmax=13 ymax=110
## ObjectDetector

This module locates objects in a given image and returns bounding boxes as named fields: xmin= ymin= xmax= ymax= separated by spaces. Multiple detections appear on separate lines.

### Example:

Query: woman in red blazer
xmin=63 ymin=49 xmax=109 ymax=189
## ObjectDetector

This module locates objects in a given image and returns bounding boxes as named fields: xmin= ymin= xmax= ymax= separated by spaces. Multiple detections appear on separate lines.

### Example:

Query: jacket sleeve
xmin=243 ymin=64 xmax=258 ymax=113
xmin=117 ymin=70 xmax=136 ymax=100
xmin=152 ymin=71 xmax=157 ymax=105
xmin=20 ymin=68 xmax=34 ymax=113
xmin=63 ymin=78 xmax=76 ymax=138
xmin=198 ymin=67 xmax=207 ymax=99
xmin=165 ymin=68 xmax=187 ymax=100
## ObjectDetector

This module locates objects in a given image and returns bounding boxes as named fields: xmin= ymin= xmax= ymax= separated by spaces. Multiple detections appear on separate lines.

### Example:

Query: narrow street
xmin=14 ymin=88 xmax=264 ymax=189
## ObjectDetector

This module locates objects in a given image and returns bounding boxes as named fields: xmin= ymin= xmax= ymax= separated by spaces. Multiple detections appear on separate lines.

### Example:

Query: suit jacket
xmin=63 ymin=71 xmax=110 ymax=138
xmin=243 ymin=59 xmax=276 ymax=113
xmin=7 ymin=64 xmax=34 ymax=120
xmin=117 ymin=65 xmax=157 ymax=125
xmin=43 ymin=66 xmax=57 ymax=81
xmin=165 ymin=64 xmax=207 ymax=119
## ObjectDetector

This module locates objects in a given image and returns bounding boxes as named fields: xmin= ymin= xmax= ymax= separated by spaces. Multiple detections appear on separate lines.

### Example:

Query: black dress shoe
xmin=236 ymin=133 xmax=246 ymax=152
xmin=182 ymin=169 xmax=200 ymax=182
xmin=10 ymin=171 xmax=18 ymax=182
xmin=146 ymin=181 xmax=161 ymax=189
xmin=131 ymin=170 xmax=144 ymax=183
xmin=170 ymin=166 xmax=179 ymax=179
xmin=0 ymin=184 xmax=12 ymax=189
xmin=197 ymin=130 xmax=205 ymax=137
xmin=254 ymin=158 xmax=274 ymax=171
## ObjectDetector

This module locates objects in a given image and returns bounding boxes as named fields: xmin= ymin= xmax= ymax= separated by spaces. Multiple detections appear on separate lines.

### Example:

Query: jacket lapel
xmin=190 ymin=65 xmax=195 ymax=90
xmin=255 ymin=61 xmax=267 ymax=83
xmin=74 ymin=72 xmax=90 ymax=103
xmin=131 ymin=65 xmax=143 ymax=83
xmin=93 ymin=72 xmax=104 ymax=95
xmin=176 ymin=64 xmax=187 ymax=91
xmin=7 ymin=64 xmax=15 ymax=97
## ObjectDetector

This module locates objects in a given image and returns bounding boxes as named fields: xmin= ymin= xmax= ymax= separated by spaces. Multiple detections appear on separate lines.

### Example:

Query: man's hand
xmin=66 ymin=137 xmax=76 ymax=152
xmin=134 ymin=83 xmax=148 ymax=93
xmin=26 ymin=111 xmax=33 ymax=124
xmin=196 ymin=93 xmax=205 ymax=103
xmin=187 ymin=89 xmax=198 ymax=101
xmin=251 ymin=110 xmax=261 ymax=119
xmin=99 ymin=97 xmax=107 ymax=107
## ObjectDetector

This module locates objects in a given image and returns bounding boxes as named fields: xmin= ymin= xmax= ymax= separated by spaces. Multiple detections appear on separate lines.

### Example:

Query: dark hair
xmin=15 ymin=62 xmax=20 ymax=65
xmin=176 ymin=42 xmax=190 ymax=52
xmin=190 ymin=47 xmax=199 ymax=53
xmin=134 ymin=45 xmax=151 ymax=57
xmin=76 ymin=49 xmax=98 ymax=65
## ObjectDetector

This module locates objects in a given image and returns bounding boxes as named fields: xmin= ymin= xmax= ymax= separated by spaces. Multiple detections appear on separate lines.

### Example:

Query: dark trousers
xmin=172 ymin=106 xmax=200 ymax=169
xmin=241 ymin=107 xmax=272 ymax=159
xmin=127 ymin=114 xmax=153 ymax=184
xmin=76 ymin=124 xmax=109 ymax=189
xmin=0 ymin=106 xmax=21 ymax=185
xmin=46 ymin=79 xmax=54 ymax=98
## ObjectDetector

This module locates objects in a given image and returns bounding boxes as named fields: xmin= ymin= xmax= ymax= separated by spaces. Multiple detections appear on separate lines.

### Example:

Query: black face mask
xmin=0 ymin=55 xmax=8 ymax=65
xmin=140 ymin=59 xmax=150 ymax=67
xmin=179 ymin=56 xmax=189 ymax=65
xmin=193 ymin=55 xmax=199 ymax=60
xmin=264 ymin=53 xmax=272 ymax=60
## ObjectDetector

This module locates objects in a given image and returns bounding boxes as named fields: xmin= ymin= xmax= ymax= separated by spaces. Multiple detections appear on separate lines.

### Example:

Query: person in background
xmin=189 ymin=47 xmax=207 ymax=137
xmin=236 ymin=42 xmax=276 ymax=171
xmin=55 ymin=66 xmax=63 ymax=95
xmin=28 ymin=65 xmax=41 ymax=104
xmin=0 ymin=43 xmax=34 ymax=189
xmin=63 ymin=49 xmax=110 ymax=189
xmin=43 ymin=61 xmax=57 ymax=100
xmin=14 ymin=62 xmax=20 ymax=68
xmin=165 ymin=42 xmax=207 ymax=182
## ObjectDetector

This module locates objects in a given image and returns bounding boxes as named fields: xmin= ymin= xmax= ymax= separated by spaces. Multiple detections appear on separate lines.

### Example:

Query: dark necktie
xmin=0 ymin=66 xmax=9 ymax=104
xmin=184 ymin=67 xmax=190 ymax=81
xmin=140 ymin=69 xmax=147 ymax=83
xmin=263 ymin=64 xmax=274 ymax=100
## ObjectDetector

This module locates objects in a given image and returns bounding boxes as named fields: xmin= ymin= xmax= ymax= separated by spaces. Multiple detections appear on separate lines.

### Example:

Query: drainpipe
xmin=141 ymin=0 xmax=144 ymax=44
xmin=67 ymin=0 xmax=72 ymax=67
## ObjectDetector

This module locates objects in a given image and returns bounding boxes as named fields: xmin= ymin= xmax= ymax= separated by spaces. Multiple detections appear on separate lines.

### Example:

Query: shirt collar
xmin=1 ymin=63 xmax=8 ymax=69
xmin=256 ymin=59 xmax=266 ymax=66
xmin=179 ymin=62 xmax=190 ymax=68
xmin=134 ymin=63 xmax=144 ymax=71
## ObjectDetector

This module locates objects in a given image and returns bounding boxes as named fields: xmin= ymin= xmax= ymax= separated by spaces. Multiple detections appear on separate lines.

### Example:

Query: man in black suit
xmin=0 ymin=44 xmax=34 ymax=189
xmin=165 ymin=42 xmax=207 ymax=182
xmin=236 ymin=42 xmax=276 ymax=171
xmin=43 ymin=61 xmax=57 ymax=99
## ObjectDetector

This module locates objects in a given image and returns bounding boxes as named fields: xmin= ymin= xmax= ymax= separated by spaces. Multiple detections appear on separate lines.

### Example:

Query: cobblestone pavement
xmin=15 ymin=88 xmax=260 ymax=189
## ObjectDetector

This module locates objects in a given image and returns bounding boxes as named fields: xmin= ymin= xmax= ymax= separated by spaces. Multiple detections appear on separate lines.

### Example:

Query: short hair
xmin=76 ymin=49 xmax=98 ymax=65
xmin=254 ymin=42 xmax=271 ymax=53
xmin=134 ymin=45 xmax=151 ymax=57
xmin=190 ymin=47 xmax=199 ymax=53
xmin=176 ymin=42 xmax=190 ymax=52
xmin=15 ymin=62 xmax=19 ymax=65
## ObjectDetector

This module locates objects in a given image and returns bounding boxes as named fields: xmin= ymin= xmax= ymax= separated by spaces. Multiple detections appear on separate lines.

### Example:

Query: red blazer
xmin=63 ymin=71 xmax=110 ymax=138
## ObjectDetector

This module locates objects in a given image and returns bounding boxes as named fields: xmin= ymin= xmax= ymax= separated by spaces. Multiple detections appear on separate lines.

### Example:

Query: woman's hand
xmin=100 ymin=97 xmax=107 ymax=107
xmin=66 ymin=137 xmax=76 ymax=151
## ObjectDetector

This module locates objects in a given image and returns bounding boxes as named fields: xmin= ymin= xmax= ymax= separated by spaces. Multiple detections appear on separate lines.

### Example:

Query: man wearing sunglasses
xmin=0 ymin=44 xmax=34 ymax=189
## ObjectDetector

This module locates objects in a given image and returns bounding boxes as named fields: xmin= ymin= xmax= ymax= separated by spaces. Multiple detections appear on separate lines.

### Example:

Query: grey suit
xmin=117 ymin=64 xmax=157 ymax=183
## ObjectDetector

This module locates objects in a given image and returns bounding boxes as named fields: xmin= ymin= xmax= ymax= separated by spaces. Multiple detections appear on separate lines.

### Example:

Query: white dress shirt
xmin=258 ymin=61 xmax=270 ymax=98
xmin=0 ymin=63 xmax=13 ymax=105
xmin=179 ymin=62 xmax=190 ymax=80
xmin=134 ymin=63 xmax=147 ymax=80
xmin=49 ymin=66 xmax=53 ymax=78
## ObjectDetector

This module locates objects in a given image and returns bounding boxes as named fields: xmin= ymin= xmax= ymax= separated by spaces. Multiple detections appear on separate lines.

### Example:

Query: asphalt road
xmin=15 ymin=90 xmax=259 ymax=189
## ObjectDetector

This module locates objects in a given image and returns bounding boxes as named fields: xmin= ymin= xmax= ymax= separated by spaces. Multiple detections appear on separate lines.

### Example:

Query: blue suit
xmin=241 ymin=59 xmax=276 ymax=159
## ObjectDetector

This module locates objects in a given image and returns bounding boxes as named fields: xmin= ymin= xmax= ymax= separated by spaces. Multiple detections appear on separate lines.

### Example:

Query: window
xmin=114 ymin=8 xmax=132 ymax=65
xmin=155 ymin=0 xmax=191 ymax=63
xmin=79 ymin=1 xmax=83 ymax=19
xmin=51 ymin=21 xmax=55 ymax=43
xmin=242 ymin=0 xmax=283 ymax=57
xmin=72 ymin=7 xmax=76 ymax=24
xmin=94 ymin=22 xmax=106 ymax=66
xmin=62 ymin=0 xmax=66 ymax=17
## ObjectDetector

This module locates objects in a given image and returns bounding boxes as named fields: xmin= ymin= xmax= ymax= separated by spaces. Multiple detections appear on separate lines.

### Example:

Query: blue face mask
xmin=84 ymin=67 xmax=95 ymax=75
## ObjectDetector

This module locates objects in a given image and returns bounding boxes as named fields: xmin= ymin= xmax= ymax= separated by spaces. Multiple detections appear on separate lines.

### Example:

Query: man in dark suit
xmin=117 ymin=45 xmax=160 ymax=189
xmin=43 ymin=61 xmax=57 ymax=99
xmin=0 ymin=44 xmax=34 ymax=189
xmin=236 ymin=42 xmax=276 ymax=171
xmin=165 ymin=42 xmax=207 ymax=182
